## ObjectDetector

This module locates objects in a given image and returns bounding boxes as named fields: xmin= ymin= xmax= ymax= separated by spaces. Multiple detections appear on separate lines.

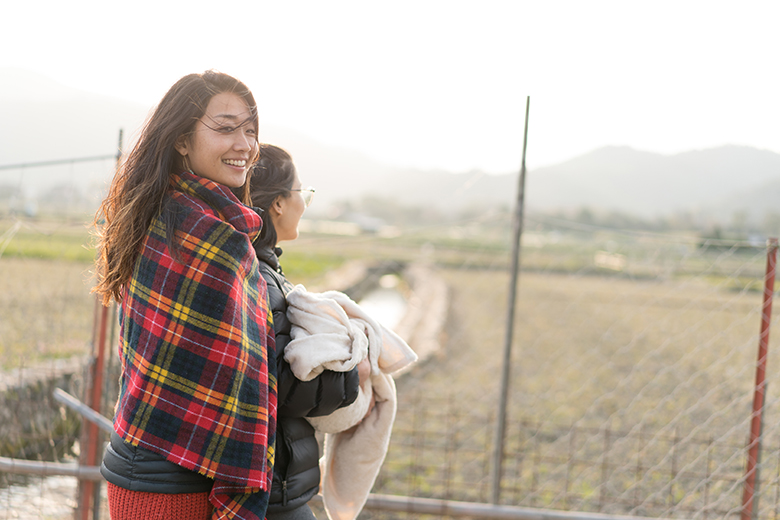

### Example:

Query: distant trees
xmin=328 ymin=195 xmax=447 ymax=228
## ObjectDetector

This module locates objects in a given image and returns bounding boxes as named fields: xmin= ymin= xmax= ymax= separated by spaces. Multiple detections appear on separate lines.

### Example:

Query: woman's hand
xmin=357 ymin=358 xmax=376 ymax=419
xmin=357 ymin=357 xmax=371 ymax=387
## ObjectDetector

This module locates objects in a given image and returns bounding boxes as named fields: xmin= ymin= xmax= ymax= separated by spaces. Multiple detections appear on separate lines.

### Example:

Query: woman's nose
xmin=234 ymin=131 xmax=253 ymax=151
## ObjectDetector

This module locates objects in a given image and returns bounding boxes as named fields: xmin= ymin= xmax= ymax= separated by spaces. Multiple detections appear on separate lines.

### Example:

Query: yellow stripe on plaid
xmin=128 ymin=279 xmax=250 ymax=349
xmin=127 ymin=349 xmax=269 ymax=419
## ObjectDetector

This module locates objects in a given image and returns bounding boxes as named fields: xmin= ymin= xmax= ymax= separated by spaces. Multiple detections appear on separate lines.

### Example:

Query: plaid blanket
xmin=114 ymin=171 xmax=277 ymax=519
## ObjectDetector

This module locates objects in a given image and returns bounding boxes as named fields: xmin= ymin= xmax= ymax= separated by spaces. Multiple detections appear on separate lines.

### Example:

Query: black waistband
xmin=100 ymin=431 xmax=214 ymax=494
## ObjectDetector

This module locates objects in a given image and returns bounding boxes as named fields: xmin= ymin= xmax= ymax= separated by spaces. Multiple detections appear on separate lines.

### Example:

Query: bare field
xmin=3 ymin=227 xmax=780 ymax=516
xmin=2 ymin=232 xmax=774 ymax=436
xmin=377 ymin=267 xmax=776 ymax=516
xmin=0 ymin=258 xmax=96 ymax=369
xmin=399 ymin=268 xmax=769 ymax=440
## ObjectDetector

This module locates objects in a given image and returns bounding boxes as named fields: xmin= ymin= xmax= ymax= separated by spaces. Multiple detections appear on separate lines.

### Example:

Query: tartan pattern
xmin=114 ymin=171 xmax=277 ymax=519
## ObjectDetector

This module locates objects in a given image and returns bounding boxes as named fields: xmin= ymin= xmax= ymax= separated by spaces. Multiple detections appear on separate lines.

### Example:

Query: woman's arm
xmin=263 ymin=269 xmax=360 ymax=418
xmin=277 ymin=357 xmax=359 ymax=418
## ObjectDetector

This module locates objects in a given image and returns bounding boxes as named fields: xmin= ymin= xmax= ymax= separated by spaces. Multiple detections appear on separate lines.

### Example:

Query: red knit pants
xmin=106 ymin=482 xmax=212 ymax=520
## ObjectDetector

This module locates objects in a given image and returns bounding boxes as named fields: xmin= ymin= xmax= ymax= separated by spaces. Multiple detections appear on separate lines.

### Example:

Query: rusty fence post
xmin=76 ymin=128 xmax=123 ymax=520
xmin=77 ymin=298 xmax=110 ymax=520
xmin=741 ymin=237 xmax=778 ymax=520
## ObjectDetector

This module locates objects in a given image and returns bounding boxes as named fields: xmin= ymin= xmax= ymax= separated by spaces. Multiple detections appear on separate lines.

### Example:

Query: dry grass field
xmin=373 ymin=249 xmax=780 ymax=517
xmin=0 ymin=257 xmax=95 ymax=369
xmin=364 ymin=263 xmax=779 ymax=517
xmin=427 ymin=269 xmax=763 ymax=431
xmin=3 ymin=222 xmax=776 ymax=444
xmin=4 ymin=216 xmax=780 ymax=517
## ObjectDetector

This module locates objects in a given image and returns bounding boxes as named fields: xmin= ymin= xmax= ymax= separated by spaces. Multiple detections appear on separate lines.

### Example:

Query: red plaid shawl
xmin=114 ymin=171 xmax=277 ymax=519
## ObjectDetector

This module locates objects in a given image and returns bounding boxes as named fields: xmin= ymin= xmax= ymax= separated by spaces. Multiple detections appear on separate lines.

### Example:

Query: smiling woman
xmin=174 ymin=92 xmax=258 ymax=188
xmin=92 ymin=71 xmax=275 ymax=520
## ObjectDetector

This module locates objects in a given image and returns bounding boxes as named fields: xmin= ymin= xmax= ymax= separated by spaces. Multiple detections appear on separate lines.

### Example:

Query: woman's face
xmin=175 ymin=92 xmax=258 ymax=188
xmin=272 ymin=172 xmax=306 ymax=243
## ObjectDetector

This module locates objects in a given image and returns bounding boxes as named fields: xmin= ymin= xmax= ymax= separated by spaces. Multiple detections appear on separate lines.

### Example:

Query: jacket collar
xmin=255 ymin=244 xmax=285 ymax=275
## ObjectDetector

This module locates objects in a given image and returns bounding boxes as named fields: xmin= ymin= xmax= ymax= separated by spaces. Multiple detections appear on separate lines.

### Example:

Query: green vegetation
xmin=277 ymin=249 xmax=347 ymax=280
xmin=0 ymin=219 xmax=95 ymax=262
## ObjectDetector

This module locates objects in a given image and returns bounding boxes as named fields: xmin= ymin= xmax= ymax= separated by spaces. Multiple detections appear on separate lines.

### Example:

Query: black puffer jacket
xmin=256 ymin=245 xmax=360 ymax=514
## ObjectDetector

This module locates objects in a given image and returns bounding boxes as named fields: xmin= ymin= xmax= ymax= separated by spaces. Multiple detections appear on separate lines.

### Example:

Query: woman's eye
xmin=217 ymin=126 xmax=236 ymax=134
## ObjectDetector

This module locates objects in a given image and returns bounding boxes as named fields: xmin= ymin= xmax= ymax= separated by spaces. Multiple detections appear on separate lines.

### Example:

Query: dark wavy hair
xmin=93 ymin=70 xmax=259 ymax=305
xmin=238 ymin=144 xmax=297 ymax=250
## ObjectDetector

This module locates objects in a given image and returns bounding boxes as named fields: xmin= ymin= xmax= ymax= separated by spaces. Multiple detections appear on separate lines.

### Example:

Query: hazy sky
xmin=3 ymin=0 xmax=779 ymax=173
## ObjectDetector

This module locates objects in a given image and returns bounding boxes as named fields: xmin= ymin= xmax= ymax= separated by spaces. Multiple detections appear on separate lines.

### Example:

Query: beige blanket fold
xmin=284 ymin=285 xmax=418 ymax=520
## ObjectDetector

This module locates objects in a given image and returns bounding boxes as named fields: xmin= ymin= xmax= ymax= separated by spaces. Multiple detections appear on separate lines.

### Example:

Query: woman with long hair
xmin=94 ymin=70 xmax=276 ymax=520
xmin=236 ymin=145 xmax=363 ymax=520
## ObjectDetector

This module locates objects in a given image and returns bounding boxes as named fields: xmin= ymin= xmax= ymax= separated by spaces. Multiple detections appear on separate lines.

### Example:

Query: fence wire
xmin=2 ymin=156 xmax=780 ymax=520
xmin=355 ymin=229 xmax=779 ymax=520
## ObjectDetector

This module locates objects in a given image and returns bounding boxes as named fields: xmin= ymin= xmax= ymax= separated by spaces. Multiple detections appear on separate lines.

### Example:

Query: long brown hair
xmin=235 ymin=144 xmax=297 ymax=250
xmin=93 ymin=71 xmax=259 ymax=305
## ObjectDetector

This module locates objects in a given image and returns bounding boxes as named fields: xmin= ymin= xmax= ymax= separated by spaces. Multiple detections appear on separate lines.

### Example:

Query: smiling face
xmin=175 ymin=92 xmax=258 ymax=188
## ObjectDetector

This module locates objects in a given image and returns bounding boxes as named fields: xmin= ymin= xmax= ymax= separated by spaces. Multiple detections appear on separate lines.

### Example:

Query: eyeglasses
xmin=290 ymin=187 xmax=315 ymax=207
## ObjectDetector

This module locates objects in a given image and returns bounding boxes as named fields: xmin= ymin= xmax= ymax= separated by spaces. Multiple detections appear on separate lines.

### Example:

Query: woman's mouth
xmin=223 ymin=159 xmax=247 ymax=168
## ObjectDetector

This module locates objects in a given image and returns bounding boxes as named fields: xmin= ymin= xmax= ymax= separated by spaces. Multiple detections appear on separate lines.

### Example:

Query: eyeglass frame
xmin=290 ymin=187 xmax=315 ymax=207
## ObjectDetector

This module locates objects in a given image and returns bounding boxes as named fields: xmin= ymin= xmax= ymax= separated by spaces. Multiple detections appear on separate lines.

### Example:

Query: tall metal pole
xmin=491 ymin=96 xmax=530 ymax=504
xmin=741 ymin=237 xmax=778 ymax=520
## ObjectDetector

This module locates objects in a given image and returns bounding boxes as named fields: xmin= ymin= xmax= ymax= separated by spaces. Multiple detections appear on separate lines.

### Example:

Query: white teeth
xmin=223 ymin=159 xmax=246 ymax=167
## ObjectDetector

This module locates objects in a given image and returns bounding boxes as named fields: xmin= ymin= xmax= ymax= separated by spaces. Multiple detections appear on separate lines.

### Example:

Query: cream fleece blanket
xmin=284 ymin=285 xmax=417 ymax=520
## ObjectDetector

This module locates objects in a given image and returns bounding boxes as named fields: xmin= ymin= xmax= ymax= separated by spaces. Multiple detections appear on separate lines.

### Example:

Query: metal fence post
xmin=76 ymin=129 xmax=122 ymax=520
xmin=741 ymin=237 xmax=778 ymax=520
xmin=492 ymin=96 xmax=530 ymax=504
xmin=77 ymin=299 xmax=110 ymax=520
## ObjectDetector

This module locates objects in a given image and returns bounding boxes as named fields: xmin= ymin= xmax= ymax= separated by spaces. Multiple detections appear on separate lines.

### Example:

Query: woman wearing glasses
xmin=95 ymin=71 xmax=276 ymax=520
xmin=238 ymin=145 xmax=363 ymax=520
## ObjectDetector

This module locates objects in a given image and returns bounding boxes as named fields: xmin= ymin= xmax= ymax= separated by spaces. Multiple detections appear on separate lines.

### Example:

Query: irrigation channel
xmin=1 ymin=261 xmax=446 ymax=519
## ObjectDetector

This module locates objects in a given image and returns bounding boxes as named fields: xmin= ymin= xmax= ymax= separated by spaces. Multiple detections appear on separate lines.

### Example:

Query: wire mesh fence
xmin=2 ymin=153 xmax=780 ymax=519
xmin=348 ymin=230 xmax=779 ymax=519
xmin=363 ymin=398 xmax=760 ymax=519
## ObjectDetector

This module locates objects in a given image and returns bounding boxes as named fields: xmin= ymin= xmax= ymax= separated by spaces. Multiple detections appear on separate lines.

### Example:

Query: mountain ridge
xmin=524 ymin=144 xmax=780 ymax=220
xmin=1 ymin=68 xmax=779 ymax=225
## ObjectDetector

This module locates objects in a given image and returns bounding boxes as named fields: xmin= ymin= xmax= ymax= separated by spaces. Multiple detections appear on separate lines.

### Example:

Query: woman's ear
xmin=174 ymin=135 xmax=189 ymax=157
xmin=271 ymin=195 xmax=285 ymax=216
